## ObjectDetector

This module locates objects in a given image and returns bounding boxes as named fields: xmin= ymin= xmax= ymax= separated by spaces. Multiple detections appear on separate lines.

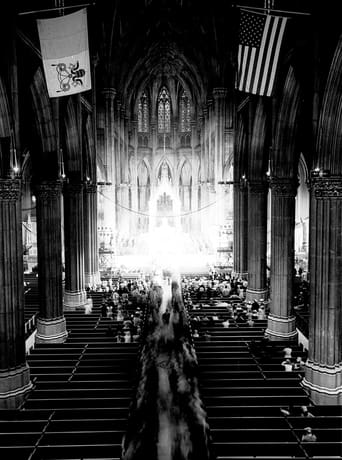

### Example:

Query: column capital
xmin=213 ymin=87 xmax=228 ymax=99
xmin=311 ymin=176 xmax=342 ymax=198
xmin=102 ymin=87 xmax=116 ymax=99
xmin=0 ymin=179 xmax=21 ymax=201
xmin=248 ymin=180 xmax=268 ymax=195
xmin=64 ymin=182 xmax=84 ymax=195
xmin=270 ymin=177 xmax=298 ymax=197
xmin=84 ymin=183 xmax=97 ymax=194
xmin=34 ymin=180 xmax=63 ymax=199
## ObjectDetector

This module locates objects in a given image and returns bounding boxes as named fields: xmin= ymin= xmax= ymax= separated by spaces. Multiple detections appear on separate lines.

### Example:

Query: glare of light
xmin=31 ymin=195 xmax=36 ymax=203
xmin=13 ymin=166 xmax=19 ymax=173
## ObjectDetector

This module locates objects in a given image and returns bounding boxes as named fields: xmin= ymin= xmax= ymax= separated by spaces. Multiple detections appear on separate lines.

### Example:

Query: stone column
xmin=266 ymin=178 xmax=297 ymax=340
xmin=102 ymin=88 xmax=116 ymax=239
xmin=64 ymin=182 xmax=87 ymax=309
xmin=84 ymin=183 xmax=100 ymax=286
xmin=246 ymin=180 xmax=268 ymax=301
xmin=0 ymin=179 xmax=32 ymax=408
xmin=233 ymin=178 xmax=248 ymax=277
xmin=35 ymin=180 xmax=68 ymax=343
xmin=213 ymin=88 xmax=227 ymax=183
xmin=207 ymin=99 xmax=214 ymax=184
xmin=302 ymin=176 xmax=342 ymax=404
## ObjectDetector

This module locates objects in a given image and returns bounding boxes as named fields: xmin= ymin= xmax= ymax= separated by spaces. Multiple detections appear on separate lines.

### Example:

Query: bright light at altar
xmin=98 ymin=160 xmax=234 ymax=274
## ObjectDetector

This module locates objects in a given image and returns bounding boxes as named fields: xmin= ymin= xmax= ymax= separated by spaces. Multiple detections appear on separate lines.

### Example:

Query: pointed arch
xmin=316 ymin=33 xmax=342 ymax=173
xmin=137 ymin=159 xmax=149 ymax=186
xmin=84 ymin=114 xmax=96 ymax=181
xmin=179 ymin=89 xmax=191 ymax=132
xmin=180 ymin=160 xmax=192 ymax=186
xmin=0 ymin=76 xmax=12 ymax=177
xmin=249 ymin=98 xmax=268 ymax=180
xmin=155 ymin=156 xmax=173 ymax=183
xmin=137 ymin=90 xmax=150 ymax=132
xmin=157 ymin=86 xmax=171 ymax=133
xmin=272 ymin=65 xmax=301 ymax=177
xmin=63 ymin=98 xmax=80 ymax=174
xmin=0 ymin=76 xmax=11 ymax=137
xmin=30 ymin=67 xmax=56 ymax=153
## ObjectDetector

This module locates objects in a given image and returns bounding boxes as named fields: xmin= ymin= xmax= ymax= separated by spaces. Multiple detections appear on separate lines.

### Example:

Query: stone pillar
xmin=35 ymin=180 xmax=68 ymax=343
xmin=207 ymin=99 xmax=214 ymax=184
xmin=233 ymin=178 xmax=248 ymax=277
xmin=84 ymin=183 xmax=100 ymax=286
xmin=64 ymin=182 xmax=87 ymax=309
xmin=246 ymin=180 xmax=268 ymax=301
xmin=266 ymin=178 xmax=297 ymax=340
xmin=0 ymin=179 xmax=32 ymax=408
xmin=301 ymin=176 xmax=342 ymax=404
xmin=213 ymin=88 xmax=227 ymax=183
xmin=102 ymin=88 xmax=116 ymax=238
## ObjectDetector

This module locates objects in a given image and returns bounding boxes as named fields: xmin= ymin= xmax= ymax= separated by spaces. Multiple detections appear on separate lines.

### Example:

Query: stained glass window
xmin=180 ymin=90 xmax=191 ymax=132
xmin=158 ymin=87 xmax=171 ymax=133
xmin=138 ymin=92 xmax=149 ymax=132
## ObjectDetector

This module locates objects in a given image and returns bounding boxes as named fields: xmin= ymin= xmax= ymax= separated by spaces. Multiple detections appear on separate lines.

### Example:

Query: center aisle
xmin=122 ymin=278 xmax=215 ymax=460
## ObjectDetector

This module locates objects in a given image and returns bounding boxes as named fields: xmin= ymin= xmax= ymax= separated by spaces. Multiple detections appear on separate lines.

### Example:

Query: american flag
xmin=236 ymin=10 xmax=288 ymax=97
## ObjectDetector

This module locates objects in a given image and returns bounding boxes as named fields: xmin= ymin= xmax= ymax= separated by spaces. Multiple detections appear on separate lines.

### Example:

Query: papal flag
xmin=37 ymin=8 xmax=91 ymax=98
xmin=236 ymin=9 xmax=288 ymax=97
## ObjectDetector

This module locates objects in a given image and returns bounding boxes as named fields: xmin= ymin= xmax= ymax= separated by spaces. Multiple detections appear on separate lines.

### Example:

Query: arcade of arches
xmin=0 ymin=0 xmax=341 ymax=410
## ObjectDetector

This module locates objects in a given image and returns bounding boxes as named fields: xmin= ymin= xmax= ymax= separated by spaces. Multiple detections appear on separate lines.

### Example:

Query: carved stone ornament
xmin=64 ymin=182 xmax=84 ymax=195
xmin=35 ymin=181 xmax=62 ymax=200
xmin=102 ymin=88 xmax=116 ymax=99
xmin=270 ymin=178 xmax=298 ymax=197
xmin=213 ymin=88 xmax=228 ymax=99
xmin=312 ymin=177 xmax=342 ymax=198
xmin=248 ymin=180 xmax=268 ymax=195
xmin=85 ymin=183 xmax=97 ymax=194
xmin=0 ymin=179 xmax=21 ymax=201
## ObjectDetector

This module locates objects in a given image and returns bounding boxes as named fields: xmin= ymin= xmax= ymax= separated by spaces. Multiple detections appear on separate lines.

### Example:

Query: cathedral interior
xmin=0 ymin=0 xmax=342 ymax=459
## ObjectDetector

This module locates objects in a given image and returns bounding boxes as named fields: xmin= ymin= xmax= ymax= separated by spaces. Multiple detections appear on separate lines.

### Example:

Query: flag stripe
xmin=236 ymin=10 xmax=288 ymax=97
xmin=254 ymin=15 xmax=274 ymax=95
xmin=261 ymin=16 xmax=279 ymax=95
xmin=265 ymin=17 xmax=287 ymax=96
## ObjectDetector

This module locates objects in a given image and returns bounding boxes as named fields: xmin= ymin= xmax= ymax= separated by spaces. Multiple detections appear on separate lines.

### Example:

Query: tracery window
xmin=138 ymin=92 xmax=149 ymax=132
xmin=180 ymin=90 xmax=191 ymax=132
xmin=158 ymin=87 xmax=171 ymax=133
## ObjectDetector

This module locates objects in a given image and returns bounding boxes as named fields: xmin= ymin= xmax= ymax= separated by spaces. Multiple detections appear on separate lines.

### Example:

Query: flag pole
xmin=18 ymin=2 xmax=95 ymax=16
xmin=235 ymin=4 xmax=311 ymax=16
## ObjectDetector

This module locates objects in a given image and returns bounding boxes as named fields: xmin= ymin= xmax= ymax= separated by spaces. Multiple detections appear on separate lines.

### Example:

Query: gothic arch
xmin=137 ymin=159 xmax=150 ymax=186
xmin=272 ymin=65 xmax=301 ymax=177
xmin=30 ymin=67 xmax=56 ymax=154
xmin=0 ymin=75 xmax=12 ymax=177
xmin=154 ymin=157 xmax=173 ymax=184
xmin=63 ymin=98 xmax=81 ymax=175
xmin=84 ymin=115 xmax=96 ymax=182
xmin=0 ymin=75 xmax=11 ymax=137
xmin=30 ymin=67 xmax=59 ymax=180
xmin=249 ymin=98 xmax=268 ymax=180
xmin=234 ymin=114 xmax=247 ymax=182
xmin=316 ymin=33 xmax=342 ymax=174
xmin=179 ymin=160 xmax=192 ymax=186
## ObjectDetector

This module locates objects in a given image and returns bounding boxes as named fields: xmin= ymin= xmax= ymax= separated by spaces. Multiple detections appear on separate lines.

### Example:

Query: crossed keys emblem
xmin=52 ymin=61 xmax=86 ymax=93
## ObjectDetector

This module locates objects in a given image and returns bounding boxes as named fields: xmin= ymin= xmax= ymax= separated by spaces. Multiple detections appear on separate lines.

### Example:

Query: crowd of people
xmin=121 ymin=277 xmax=215 ymax=460
xmin=85 ymin=270 xmax=315 ymax=454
